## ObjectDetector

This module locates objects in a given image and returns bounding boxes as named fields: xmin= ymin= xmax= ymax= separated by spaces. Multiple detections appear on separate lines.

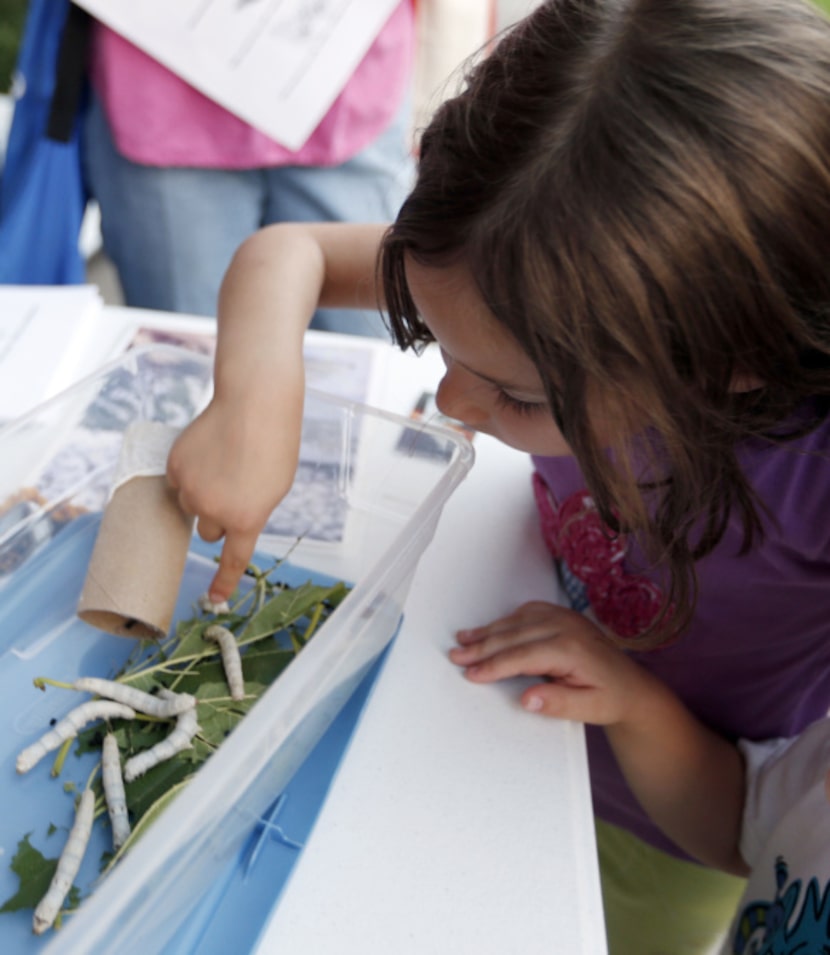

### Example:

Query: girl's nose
xmin=435 ymin=362 xmax=490 ymax=429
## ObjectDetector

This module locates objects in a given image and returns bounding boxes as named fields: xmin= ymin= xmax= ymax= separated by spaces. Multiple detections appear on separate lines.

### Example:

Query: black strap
xmin=46 ymin=3 xmax=92 ymax=144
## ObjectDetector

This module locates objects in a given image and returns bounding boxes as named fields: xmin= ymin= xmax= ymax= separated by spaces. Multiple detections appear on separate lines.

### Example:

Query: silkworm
xmin=32 ymin=788 xmax=95 ymax=934
xmin=16 ymin=702 xmax=136 ymax=774
xmin=102 ymin=733 xmax=130 ymax=850
xmin=123 ymin=701 xmax=199 ymax=783
xmin=198 ymin=593 xmax=230 ymax=615
xmin=74 ymin=677 xmax=196 ymax=718
xmin=205 ymin=624 xmax=245 ymax=701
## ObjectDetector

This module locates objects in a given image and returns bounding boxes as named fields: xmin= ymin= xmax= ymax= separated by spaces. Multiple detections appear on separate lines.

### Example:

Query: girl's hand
xmin=164 ymin=221 xmax=385 ymax=605
xmin=449 ymin=602 xmax=654 ymax=726
xmin=453 ymin=605 xmax=750 ymax=875
xmin=166 ymin=387 xmax=302 ymax=603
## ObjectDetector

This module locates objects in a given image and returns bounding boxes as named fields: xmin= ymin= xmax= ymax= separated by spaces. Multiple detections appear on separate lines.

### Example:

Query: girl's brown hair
xmin=381 ymin=0 xmax=830 ymax=647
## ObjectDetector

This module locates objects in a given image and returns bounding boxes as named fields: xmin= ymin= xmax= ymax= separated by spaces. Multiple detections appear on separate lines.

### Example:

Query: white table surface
xmin=253 ymin=331 xmax=607 ymax=953
xmin=13 ymin=301 xmax=607 ymax=954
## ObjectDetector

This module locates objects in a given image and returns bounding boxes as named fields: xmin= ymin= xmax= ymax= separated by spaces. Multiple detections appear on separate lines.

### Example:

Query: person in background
xmin=165 ymin=1 xmax=830 ymax=950
xmin=82 ymin=1 xmax=499 ymax=334
xmin=82 ymin=3 xmax=416 ymax=335
xmin=449 ymin=603 xmax=830 ymax=954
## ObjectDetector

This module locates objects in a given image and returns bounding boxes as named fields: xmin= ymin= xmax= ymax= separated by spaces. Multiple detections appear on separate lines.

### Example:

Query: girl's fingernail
xmin=456 ymin=628 xmax=482 ymax=641
xmin=524 ymin=696 xmax=543 ymax=712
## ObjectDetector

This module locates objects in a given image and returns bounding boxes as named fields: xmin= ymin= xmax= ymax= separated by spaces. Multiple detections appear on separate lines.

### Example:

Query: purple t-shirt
xmin=532 ymin=405 xmax=830 ymax=859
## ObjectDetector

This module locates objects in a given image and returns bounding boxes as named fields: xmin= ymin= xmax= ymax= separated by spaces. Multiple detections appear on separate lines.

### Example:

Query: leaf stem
xmin=302 ymin=603 xmax=324 ymax=643
xmin=50 ymin=738 xmax=73 ymax=777
xmin=85 ymin=762 xmax=101 ymax=794
xmin=34 ymin=676 xmax=75 ymax=692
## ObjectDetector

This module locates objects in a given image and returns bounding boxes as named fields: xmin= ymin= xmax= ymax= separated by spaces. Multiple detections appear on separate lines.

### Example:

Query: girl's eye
xmin=494 ymin=389 xmax=547 ymax=417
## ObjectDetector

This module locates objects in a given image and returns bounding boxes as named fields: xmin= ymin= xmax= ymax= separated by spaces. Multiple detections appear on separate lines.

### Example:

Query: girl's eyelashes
xmin=493 ymin=387 xmax=548 ymax=416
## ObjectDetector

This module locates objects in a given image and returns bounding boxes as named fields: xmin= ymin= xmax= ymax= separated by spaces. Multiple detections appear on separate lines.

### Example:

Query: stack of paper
xmin=0 ymin=286 xmax=132 ymax=422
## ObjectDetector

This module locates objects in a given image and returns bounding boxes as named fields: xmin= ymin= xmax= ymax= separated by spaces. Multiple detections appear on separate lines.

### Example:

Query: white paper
xmin=0 ymin=286 xmax=117 ymax=421
xmin=128 ymin=320 xmax=389 ymax=545
xmin=74 ymin=0 xmax=401 ymax=150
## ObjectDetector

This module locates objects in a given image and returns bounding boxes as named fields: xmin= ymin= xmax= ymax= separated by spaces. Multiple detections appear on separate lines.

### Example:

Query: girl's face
xmin=405 ymin=258 xmax=572 ymax=456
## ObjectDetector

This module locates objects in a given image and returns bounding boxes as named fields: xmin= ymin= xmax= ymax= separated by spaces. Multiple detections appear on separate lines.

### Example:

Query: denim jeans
xmin=82 ymin=93 xmax=414 ymax=337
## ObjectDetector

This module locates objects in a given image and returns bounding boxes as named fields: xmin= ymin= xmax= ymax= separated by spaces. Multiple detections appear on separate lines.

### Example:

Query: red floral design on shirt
xmin=532 ymin=471 xmax=669 ymax=640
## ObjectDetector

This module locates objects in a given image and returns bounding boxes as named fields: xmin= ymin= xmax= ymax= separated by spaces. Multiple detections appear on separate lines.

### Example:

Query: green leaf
xmin=168 ymin=646 xmax=295 ymax=701
xmin=0 ymin=835 xmax=58 ymax=913
xmin=161 ymin=661 xmax=226 ymax=697
xmin=74 ymin=714 xmax=159 ymax=758
xmin=124 ymin=755 xmax=196 ymax=822
xmin=193 ymin=680 xmax=240 ymax=703
xmin=187 ymin=737 xmax=215 ymax=763
xmin=165 ymin=618 xmax=215 ymax=664
xmin=5 ymin=559 xmax=352 ymax=928
xmin=195 ymin=701 xmax=247 ymax=747
xmin=106 ymin=779 xmax=192 ymax=873
xmin=239 ymin=644 xmax=296 ymax=686
xmin=239 ymin=581 xmax=343 ymax=644
xmin=114 ymin=671 xmax=162 ymax=695
xmin=324 ymin=581 xmax=350 ymax=609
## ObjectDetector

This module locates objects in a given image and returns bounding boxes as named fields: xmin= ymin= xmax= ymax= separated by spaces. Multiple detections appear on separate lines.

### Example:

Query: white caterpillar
xmin=123 ymin=693 xmax=199 ymax=783
xmin=198 ymin=593 xmax=230 ymax=615
xmin=32 ymin=788 xmax=95 ymax=934
xmin=74 ymin=677 xmax=196 ymax=718
xmin=16 ymin=702 xmax=136 ymax=774
xmin=101 ymin=733 xmax=131 ymax=850
xmin=205 ymin=624 xmax=245 ymax=701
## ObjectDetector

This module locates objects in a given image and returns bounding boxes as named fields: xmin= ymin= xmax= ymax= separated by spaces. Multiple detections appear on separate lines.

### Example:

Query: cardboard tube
xmin=77 ymin=474 xmax=194 ymax=640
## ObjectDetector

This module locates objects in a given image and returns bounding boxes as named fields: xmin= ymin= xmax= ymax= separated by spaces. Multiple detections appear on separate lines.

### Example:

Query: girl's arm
xmin=166 ymin=222 xmax=388 ymax=601
xmin=450 ymin=603 xmax=749 ymax=876
xmin=601 ymin=667 xmax=748 ymax=876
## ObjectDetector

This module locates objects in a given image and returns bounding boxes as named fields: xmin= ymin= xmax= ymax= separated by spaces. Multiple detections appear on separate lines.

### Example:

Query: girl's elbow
xmin=726 ymin=852 xmax=751 ymax=879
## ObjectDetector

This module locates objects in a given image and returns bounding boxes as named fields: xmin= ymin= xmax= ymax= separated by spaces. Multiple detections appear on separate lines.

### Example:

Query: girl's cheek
xmin=499 ymin=417 xmax=572 ymax=457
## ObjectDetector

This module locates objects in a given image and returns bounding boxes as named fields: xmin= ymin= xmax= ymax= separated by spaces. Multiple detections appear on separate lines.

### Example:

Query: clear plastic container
xmin=0 ymin=345 xmax=474 ymax=954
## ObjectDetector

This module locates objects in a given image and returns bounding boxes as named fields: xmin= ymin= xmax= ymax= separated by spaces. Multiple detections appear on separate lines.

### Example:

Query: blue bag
xmin=0 ymin=1 xmax=90 ymax=284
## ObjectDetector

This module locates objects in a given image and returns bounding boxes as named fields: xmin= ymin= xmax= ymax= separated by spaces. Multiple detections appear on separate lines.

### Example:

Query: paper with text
xmin=0 ymin=286 xmax=112 ymax=421
xmin=73 ymin=0 xmax=401 ymax=149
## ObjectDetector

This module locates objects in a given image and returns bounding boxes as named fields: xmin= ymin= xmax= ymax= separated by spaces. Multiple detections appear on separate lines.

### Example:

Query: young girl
xmin=449 ymin=603 xmax=830 ymax=953
xmin=166 ymin=1 xmax=830 ymax=951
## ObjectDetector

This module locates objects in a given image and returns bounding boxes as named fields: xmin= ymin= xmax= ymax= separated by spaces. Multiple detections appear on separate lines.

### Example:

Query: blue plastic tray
xmin=0 ymin=516 xmax=389 ymax=953
xmin=161 ymin=651 xmax=387 ymax=955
